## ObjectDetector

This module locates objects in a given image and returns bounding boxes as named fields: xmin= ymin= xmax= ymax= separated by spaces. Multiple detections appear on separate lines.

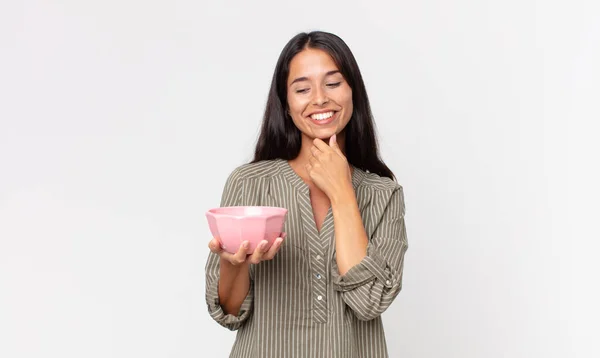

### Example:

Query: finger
xmin=230 ymin=241 xmax=249 ymax=265
xmin=313 ymin=138 xmax=331 ymax=152
xmin=248 ymin=240 xmax=269 ymax=264
xmin=307 ymin=157 xmax=320 ymax=172
xmin=213 ymin=247 xmax=238 ymax=264
xmin=310 ymin=145 xmax=321 ymax=157
xmin=208 ymin=238 xmax=223 ymax=254
xmin=305 ymin=161 xmax=312 ymax=172
xmin=310 ymin=156 xmax=322 ymax=170
xmin=264 ymin=237 xmax=284 ymax=260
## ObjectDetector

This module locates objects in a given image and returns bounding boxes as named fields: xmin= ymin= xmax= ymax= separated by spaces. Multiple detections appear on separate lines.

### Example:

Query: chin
xmin=301 ymin=128 xmax=340 ymax=141
xmin=313 ymin=132 xmax=335 ymax=140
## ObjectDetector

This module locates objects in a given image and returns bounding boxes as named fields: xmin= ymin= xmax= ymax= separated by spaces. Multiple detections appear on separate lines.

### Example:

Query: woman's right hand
xmin=208 ymin=234 xmax=286 ymax=266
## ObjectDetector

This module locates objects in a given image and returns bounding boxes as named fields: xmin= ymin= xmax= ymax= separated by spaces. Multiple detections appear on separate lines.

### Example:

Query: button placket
xmin=311 ymin=247 xmax=328 ymax=322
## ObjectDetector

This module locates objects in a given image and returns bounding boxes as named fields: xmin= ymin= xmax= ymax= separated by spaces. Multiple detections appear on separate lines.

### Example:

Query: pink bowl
xmin=205 ymin=206 xmax=288 ymax=254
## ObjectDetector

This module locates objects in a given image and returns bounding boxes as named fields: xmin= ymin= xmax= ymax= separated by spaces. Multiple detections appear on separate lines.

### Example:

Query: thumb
xmin=329 ymin=133 xmax=338 ymax=148
xmin=329 ymin=133 xmax=343 ymax=155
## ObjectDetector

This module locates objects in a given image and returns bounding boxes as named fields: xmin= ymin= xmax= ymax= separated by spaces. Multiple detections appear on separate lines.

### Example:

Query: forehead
xmin=288 ymin=48 xmax=340 ymax=80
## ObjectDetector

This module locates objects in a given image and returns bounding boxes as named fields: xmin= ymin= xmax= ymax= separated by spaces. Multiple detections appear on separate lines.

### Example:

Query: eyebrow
xmin=289 ymin=70 xmax=341 ymax=86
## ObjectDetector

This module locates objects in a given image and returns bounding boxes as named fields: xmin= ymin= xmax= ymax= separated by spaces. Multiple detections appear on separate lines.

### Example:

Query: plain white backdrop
xmin=1 ymin=1 xmax=599 ymax=357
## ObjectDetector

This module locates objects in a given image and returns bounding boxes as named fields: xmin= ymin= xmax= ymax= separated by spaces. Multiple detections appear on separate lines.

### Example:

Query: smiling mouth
xmin=310 ymin=111 xmax=335 ymax=121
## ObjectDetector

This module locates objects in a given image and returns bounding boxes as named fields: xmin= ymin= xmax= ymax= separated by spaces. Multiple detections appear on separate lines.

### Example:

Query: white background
xmin=1 ymin=1 xmax=599 ymax=357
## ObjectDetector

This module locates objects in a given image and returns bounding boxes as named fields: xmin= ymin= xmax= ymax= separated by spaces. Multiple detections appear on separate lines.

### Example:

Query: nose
xmin=312 ymin=86 xmax=329 ymax=106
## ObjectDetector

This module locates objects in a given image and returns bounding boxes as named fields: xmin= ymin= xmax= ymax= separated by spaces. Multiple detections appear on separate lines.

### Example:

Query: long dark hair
xmin=251 ymin=31 xmax=395 ymax=181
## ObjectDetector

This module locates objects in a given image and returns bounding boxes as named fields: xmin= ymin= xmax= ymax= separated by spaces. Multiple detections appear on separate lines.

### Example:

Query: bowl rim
xmin=206 ymin=205 xmax=288 ymax=219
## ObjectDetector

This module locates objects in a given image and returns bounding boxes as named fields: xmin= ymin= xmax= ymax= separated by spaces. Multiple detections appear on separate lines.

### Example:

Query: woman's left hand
xmin=306 ymin=134 xmax=354 ymax=202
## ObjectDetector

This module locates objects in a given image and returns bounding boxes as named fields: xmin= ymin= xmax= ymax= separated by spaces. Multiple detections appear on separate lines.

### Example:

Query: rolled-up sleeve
xmin=205 ymin=253 xmax=254 ymax=330
xmin=331 ymin=186 xmax=408 ymax=321
xmin=204 ymin=168 xmax=254 ymax=330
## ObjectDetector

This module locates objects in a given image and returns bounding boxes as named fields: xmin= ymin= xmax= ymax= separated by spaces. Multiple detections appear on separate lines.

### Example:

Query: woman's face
xmin=286 ymin=48 xmax=353 ymax=141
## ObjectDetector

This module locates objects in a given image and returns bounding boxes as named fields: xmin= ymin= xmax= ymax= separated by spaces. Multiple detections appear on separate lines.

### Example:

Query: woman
xmin=205 ymin=31 xmax=408 ymax=358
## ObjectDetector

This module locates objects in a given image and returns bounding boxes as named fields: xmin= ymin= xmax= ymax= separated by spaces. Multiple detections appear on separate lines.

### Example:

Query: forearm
xmin=331 ymin=186 xmax=408 ymax=321
xmin=331 ymin=185 xmax=369 ymax=275
xmin=218 ymin=259 xmax=250 ymax=316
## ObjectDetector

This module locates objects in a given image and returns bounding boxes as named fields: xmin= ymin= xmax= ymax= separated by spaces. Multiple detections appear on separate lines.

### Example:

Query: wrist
xmin=220 ymin=257 xmax=249 ymax=276
xmin=330 ymin=182 xmax=356 ymax=207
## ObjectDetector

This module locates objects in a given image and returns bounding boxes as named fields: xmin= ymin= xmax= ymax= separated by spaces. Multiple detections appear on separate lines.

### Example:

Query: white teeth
xmin=310 ymin=111 xmax=334 ymax=121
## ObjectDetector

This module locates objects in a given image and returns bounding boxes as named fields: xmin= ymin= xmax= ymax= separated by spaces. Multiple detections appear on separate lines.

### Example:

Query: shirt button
xmin=317 ymin=295 xmax=323 ymax=301
xmin=316 ymin=255 xmax=321 ymax=260
xmin=316 ymin=274 xmax=322 ymax=279
xmin=385 ymin=280 xmax=391 ymax=285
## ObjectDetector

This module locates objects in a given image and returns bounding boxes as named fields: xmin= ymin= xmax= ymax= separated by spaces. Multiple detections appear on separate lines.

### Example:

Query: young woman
xmin=205 ymin=31 xmax=408 ymax=358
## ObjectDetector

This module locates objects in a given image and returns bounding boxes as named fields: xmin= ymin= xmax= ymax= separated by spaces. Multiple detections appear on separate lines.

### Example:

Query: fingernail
xmin=242 ymin=241 xmax=249 ymax=248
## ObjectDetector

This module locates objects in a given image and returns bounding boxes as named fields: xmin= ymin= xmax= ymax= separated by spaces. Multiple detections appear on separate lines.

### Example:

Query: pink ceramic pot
xmin=205 ymin=206 xmax=288 ymax=254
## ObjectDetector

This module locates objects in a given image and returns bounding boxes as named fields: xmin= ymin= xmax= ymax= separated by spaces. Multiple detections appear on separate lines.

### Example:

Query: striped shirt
xmin=205 ymin=159 xmax=408 ymax=357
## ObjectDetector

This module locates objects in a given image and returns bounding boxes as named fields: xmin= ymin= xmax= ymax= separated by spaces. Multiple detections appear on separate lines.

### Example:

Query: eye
xmin=326 ymin=82 xmax=342 ymax=88
xmin=295 ymin=88 xmax=309 ymax=94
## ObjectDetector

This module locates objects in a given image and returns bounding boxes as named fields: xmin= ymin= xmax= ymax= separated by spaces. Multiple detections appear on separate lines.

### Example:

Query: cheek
xmin=342 ymin=92 xmax=353 ymax=116
xmin=286 ymin=97 xmax=305 ymax=127
xmin=288 ymin=96 xmax=311 ymax=118
xmin=334 ymin=87 xmax=352 ymax=108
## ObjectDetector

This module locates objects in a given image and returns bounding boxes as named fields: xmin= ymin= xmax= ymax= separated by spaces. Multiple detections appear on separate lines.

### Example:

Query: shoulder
xmin=225 ymin=159 xmax=282 ymax=182
xmin=355 ymin=169 xmax=406 ymax=220
xmin=357 ymin=169 xmax=403 ymax=194
xmin=356 ymin=169 xmax=406 ymax=212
